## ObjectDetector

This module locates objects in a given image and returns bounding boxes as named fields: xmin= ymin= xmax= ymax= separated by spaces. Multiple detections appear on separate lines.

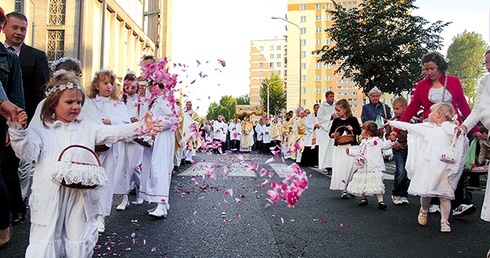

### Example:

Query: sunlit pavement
xmin=2 ymin=150 xmax=489 ymax=257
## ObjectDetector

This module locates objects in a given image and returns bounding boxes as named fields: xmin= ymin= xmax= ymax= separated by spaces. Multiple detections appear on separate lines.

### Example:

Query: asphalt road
xmin=1 ymin=151 xmax=489 ymax=257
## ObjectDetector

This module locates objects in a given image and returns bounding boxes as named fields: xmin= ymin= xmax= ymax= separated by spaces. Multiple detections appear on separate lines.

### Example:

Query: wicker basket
xmin=334 ymin=126 xmax=355 ymax=145
xmin=53 ymin=144 xmax=107 ymax=189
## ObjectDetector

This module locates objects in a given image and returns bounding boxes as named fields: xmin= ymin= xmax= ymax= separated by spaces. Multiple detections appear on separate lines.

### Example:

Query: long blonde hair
xmin=86 ymin=69 xmax=120 ymax=100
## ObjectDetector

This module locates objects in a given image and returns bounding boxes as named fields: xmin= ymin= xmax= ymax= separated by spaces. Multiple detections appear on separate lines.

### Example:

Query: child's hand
xmin=102 ymin=118 xmax=112 ymax=125
xmin=346 ymin=125 xmax=353 ymax=131
xmin=17 ymin=110 xmax=28 ymax=128
xmin=345 ymin=147 xmax=350 ymax=154
xmin=130 ymin=117 xmax=139 ymax=123
xmin=143 ymin=112 xmax=163 ymax=134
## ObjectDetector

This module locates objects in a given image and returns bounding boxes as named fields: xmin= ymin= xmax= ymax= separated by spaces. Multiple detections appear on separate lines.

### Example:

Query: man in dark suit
xmin=2 ymin=11 xmax=49 ymax=225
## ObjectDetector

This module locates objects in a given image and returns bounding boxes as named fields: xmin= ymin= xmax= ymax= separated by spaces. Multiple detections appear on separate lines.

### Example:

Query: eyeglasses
xmin=483 ymin=61 xmax=489 ymax=66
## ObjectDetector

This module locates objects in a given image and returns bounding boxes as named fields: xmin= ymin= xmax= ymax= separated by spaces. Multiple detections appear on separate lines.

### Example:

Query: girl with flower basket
xmin=328 ymin=99 xmax=362 ymax=199
xmin=8 ymin=71 xmax=162 ymax=257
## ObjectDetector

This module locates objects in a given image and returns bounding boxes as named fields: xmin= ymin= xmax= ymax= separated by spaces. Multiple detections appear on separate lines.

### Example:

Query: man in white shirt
xmin=213 ymin=115 xmax=227 ymax=153
xmin=317 ymin=91 xmax=336 ymax=172
xmin=301 ymin=104 xmax=320 ymax=167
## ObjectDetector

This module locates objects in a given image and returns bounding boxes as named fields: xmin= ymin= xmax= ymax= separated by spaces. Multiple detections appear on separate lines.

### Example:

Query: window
xmin=300 ymin=16 xmax=306 ymax=23
xmin=259 ymin=63 xmax=264 ymax=68
xmin=270 ymin=45 xmax=274 ymax=51
xmin=326 ymin=15 xmax=332 ymax=21
xmin=302 ymin=87 xmax=306 ymax=94
xmin=301 ymin=39 xmax=306 ymax=46
xmin=259 ymin=71 xmax=263 ymax=76
xmin=315 ymin=87 xmax=322 ymax=93
xmin=315 ymin=63 xmax=322 ymax=69
xmin=277 ymin=70 xmax=281 ymax=75
xmin=302 ymin=51 xmax=306 ymax=58
xmin=315 ymin=75 xmax=321 ymax=82
xmin=325 ymin=39 xmax=332 ymax=44
xmin=259 ymin=54 xmax=264 ymax=59
xmin=315 ymin=3 xmax=322 ymax=9
xmin=302 ymin=75 xmax=306 ymax=82
xmin=48 ymin=0 xmax=66 ymax=25
xmin=315 ymin=39 xmax=322 ymax=45
xmin=14 ymin=0 xmax=22 ymax=12
xmin=47 ymin=30 xmax=65 ymax=62
xmin=276 ymin=53 xmax=281 ymax=59
xmin=300 ymin=4 xmax=306 ymax=10
xmin=270 ymin=54 xmax=274 ymax=59
xmin=325 ymin=75 xmax=332 ymax=81
xmin=326 ymin=87 xmax=333 ymax=91
xmin=300 ymin=28 xmax=306 ymax=34
xmin=326 ymin=3 xmax=333 ymax=9
xmin=259 ymin=46 xmax=264 ymax=51
xmin=325 ymin=63 xmax=332 ymax=68
xmin=316 ymin=15 xmax=322 ymax=21
xmin=276 ymin=45 xmax=281 ymax=51
xmin=276 ymin=62 xmax=281 ymax=67
xmin=270 ymin=62 xmax=274 ymax=67
xmin=302 ymin=63 xmax=306 ymax=70
xmin=316 ymin=27 xmax=322 ymax=33
xmin=302 ymin=99 xmax=306 ymax=106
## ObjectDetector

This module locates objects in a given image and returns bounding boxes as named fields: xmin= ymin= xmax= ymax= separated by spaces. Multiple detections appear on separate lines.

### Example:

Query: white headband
xmin=45 ymin=82 xmax=84 ymax=97
xmin=50 ymin=57 xmax=82 ymax=73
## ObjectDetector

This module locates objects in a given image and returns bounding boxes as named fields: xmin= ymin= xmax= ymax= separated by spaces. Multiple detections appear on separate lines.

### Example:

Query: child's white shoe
xmin=96 ymin=215 xmax=105 ymax=233
xmin=116 ymin=195 xmax=129 ymax=211
xmin=148 ymin=203 xmax=167 ymax=218
xmin=418 ymin=209 xmax=428 ymax=226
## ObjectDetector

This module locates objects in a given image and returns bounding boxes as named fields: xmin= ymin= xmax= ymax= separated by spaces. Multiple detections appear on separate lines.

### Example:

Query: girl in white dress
xmin=139 ymin=84 xmax=178 ymax=218
xmin=87 ymin=69 xmax=131 ymax=233
xmin=8 ymin=71 xmax=160 ymax=258
xmin=328 ymin=99 xmax=362 ymax=199
xmin=389 ymin=102 xmax=467 ymax=233
xmin=346 ymin=121 xmax=394 ymax=209
xmin=118 ymin=72 xmax=145 ymax=209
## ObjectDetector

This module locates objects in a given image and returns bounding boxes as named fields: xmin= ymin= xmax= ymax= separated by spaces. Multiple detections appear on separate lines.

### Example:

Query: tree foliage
xmin=446 ymin=30 xmax=489 ymax=106
xmin=315 ymin=0 xmax=450 ymax=95
xmin=259 ymin=73 xmax=287 ymax=116
xmin=205 ymin=94 xmax=250 ymax=121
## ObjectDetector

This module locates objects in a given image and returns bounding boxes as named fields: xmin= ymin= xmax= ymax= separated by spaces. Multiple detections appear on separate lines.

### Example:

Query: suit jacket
xmin=19 ymin=44 xmax=50 ymax=123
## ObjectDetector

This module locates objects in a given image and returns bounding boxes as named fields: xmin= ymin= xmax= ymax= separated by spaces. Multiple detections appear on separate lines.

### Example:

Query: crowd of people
xmin=0 ymin=6 xmax=489 ymax=257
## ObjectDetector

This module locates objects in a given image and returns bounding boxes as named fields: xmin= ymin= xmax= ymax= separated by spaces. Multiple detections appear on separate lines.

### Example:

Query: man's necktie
xmin=7 ymin=46 xmax=16 ymax=55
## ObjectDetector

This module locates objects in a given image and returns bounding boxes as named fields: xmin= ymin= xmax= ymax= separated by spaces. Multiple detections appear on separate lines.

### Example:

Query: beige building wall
xmin=2 ymin=0 xmax=171 ymax=89
xmin=249 ymin=38 xmax=286 ymax=109
xmin=286 ymin=0 xmax=364 ymax=116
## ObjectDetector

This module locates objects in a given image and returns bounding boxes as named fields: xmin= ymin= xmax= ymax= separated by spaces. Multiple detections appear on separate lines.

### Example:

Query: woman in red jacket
xmin=397 ymin=52 xmax=480 ymax=217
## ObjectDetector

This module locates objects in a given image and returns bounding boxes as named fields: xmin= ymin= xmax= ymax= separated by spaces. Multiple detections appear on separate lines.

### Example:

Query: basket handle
xmin=57 ymin=144 xmax=102 ymax=166
xmin=334 ymin=125 xmax=353 ymax=135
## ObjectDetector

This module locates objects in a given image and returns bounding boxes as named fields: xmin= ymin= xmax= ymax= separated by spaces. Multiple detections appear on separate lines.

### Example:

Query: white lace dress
xmin=346 ymin=137 xmax=393 ymax=196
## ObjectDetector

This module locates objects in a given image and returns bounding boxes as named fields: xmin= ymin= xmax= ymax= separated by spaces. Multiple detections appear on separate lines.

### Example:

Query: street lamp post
xmin=271 ymin=16 xmax=302 ymax=107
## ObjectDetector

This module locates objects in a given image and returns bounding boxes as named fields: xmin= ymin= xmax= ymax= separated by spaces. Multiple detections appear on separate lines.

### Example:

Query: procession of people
xmin=0 ymin=5 xmax=489 ymax=257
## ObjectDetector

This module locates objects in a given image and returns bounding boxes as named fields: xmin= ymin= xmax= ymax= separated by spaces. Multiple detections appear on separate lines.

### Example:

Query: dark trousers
xmin=392 ymin=148 xmax=410 ymax=197
xmin=2 ymin=145 xmax=26 ymax=217
xmin=0 ymin=122 xmax=11 ymax=229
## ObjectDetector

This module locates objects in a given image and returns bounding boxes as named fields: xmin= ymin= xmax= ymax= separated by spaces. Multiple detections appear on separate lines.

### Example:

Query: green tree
xmin=446 ymin=31 xmax=489 ymax=106
xmin=205 ymin=95 xmax=236 ymax=121
xmin=259 ymin=73 xmax=287 ymax=116
xmin=315 ymin=0 xmax=450 ymax=95
xmin=235 ymin=94 xmax=250 ymax=105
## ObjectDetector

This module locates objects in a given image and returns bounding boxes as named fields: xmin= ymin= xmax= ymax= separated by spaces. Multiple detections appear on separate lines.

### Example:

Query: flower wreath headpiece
xmin=46 ymin=69 xmax=84 ymax=97
xmin=93 ymin=69 xmax=114 ymax=80
xmin=50 ymin=57 xmax=82 ymax=73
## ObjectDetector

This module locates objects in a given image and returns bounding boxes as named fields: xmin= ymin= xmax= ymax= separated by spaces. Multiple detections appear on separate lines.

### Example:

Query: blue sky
xmin=171 ymin=0 xmax=490 ymax=115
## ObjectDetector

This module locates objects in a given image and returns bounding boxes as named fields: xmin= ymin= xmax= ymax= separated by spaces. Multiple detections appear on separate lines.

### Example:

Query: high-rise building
xmin=277 ymin=0 xmax=364 ymax=115
xmin=249 ymin=38 xmax=287 ymax=109
xmin=2 ymin=0 xmax=172 ymax=87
